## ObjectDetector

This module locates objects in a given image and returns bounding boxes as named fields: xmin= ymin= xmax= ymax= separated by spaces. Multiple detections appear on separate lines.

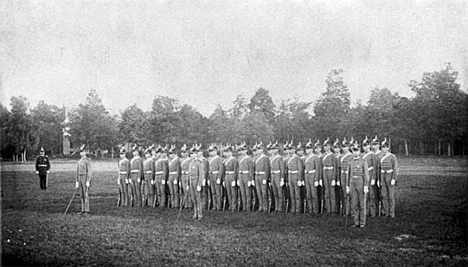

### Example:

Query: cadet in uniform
xmin=35 ymin=147 xmax=50 ymax=190
xmin=304 ymin=140 xmax=321 ymax=213
xmin=314 ymin=140 xmax=324 ymax=213
xmin=362 ymin=136 xmax=378 ymax=217
xmin=188 ymin=144 xmax=204 ymax=220
xmin=286 ymin=141 xmax=305 ymax=213
xmin=180 ymin=145 xmax=192 ymax=209
xmin=238 ymin=143 xmax=254 ymax=212
xmin=254 ymin=142 xmax=270 ymax=212
xmin=282 ymin=142 xmax=291 ymax=212
xmin=339 ymin=138 xmax=353 ymax=215
xmin=208 ymin=144 xmax=223 ymax=211
xmin=198 ymin=146 xmax=210 ymax=210
xmin=168 ymin=145 xmax=181 ymax=209
xmin=129 ymin=145 xmax=144 ymax=207
xmin=321 ymin=138 xmax=338 ymax=214
xmin=223 ymin=145 xmax=239 ymax=212
xmin=379 ymin=138 xmax=399 ymax=218
xmin=269 ymin=142 xmax=285 ymax=213
xmin=332 ymin=139 xmax=342 ymax=213
xmin=154 ymin=146 xmax=169 ymax=208
xmin=142 ymin=148 xmax=155 ymax=207
xmin=117 ymin=148 xmax=130 ymax=207
xmin=346 ymin=144 xmax=369 ymax=227
xmin=75 ymin=144 xmax=92 ymax=214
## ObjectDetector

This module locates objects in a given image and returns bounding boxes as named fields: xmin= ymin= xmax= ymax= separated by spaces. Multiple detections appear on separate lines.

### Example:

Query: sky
xmin=1 ymin=0 xmax=467 ymax=116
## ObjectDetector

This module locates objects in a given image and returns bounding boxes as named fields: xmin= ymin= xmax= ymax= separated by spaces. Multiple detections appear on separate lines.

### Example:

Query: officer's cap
xmin=372 ymin=135 xmax=379 ymax=145
xmin=362 ymin=136 xmax=370 ymax=146
xmin=381 ymin=138 xmax=389 ymax=148
xmin=40 ymin=146 xmax=45 ymax=152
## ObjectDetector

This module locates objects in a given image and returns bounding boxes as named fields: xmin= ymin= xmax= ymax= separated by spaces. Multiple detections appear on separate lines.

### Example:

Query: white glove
xmin=125 ymin=179 xmax=129 ymax=184
xmin=346 ymin=186 xmax=350 ymax=194
xmin=314 ymin=181 xmax=319 ymax=187
xmin=137 ymin=178 xmax=141 ymax=183
xmin=336 ymin=181 xmax=340 ymax=186
xmin=371 ymin=179 xmax=375 ymax=186
xmin=331 ymin=180 xmax=336 ymax=186
xmin=391 ymin=179 xmax=396 ymax=186
xmin=262 ymin=179 xmax=267 ymax=185
xmin=217 ymin=178 xmax=221 ymax=184
xmin=46 ymin=171 xmax=50 ymax=174
xmin=251 ymin=180 xmax=255 ymax=186
xmin=280 ymin=178 xmax=284 ymax=187
xmin=364 ymin=186 xmax=369 ymax=194
xmin=377 ymin=180 xmax=381 ymax=187
xmin=247 ymin=181 xmax=251 ymax=187
xmin=231 ymin=181 xmax=236 ymax=187
xmin=207 ymin=180 xmax=210 ymax=186
xmin=297 ymin=180 xmax=301 ymax=187
xmin=174 ymin=180 xmax=178 ymax=185
xmin=150 ymin=180 xmax=154 ymax=185
xmin=202 ymin=179 xmax=206 ymax=186
xmin=75 ymin=182 xmax=79 ymax=189
xmin=319 ymin=179 xmax=323 ymax=186
xmin=186 ymin=185 xmax=190 ymax=190
xmin=36 ymin=171 xmax=39 ymax=174
xmin=117 ymin=179 xmax=120 ymax=185
xmin=162 ymin=180 xmax=166 ymax=185
xmin=86 ymin=181 xmax=90 ymax=188
xmin=196 ymin=185 xmax=201 ymax=192
xmin=222 ymin=181 xmax=225 ymax=187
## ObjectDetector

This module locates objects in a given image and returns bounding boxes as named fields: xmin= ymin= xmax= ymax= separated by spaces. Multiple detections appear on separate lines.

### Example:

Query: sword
xmin=64 ymin=188 xmax=78 ymax=215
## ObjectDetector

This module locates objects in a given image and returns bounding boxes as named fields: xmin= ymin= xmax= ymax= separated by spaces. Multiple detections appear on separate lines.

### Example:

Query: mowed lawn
xmin=1 ymin=157 xmax=467 ymax=267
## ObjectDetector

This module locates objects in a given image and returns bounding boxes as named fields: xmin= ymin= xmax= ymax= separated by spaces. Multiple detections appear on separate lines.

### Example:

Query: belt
xmin=381 ymin=169 xmax=393 ymax=173
xmin=210 ymin=171 xmax=219 ymax=174
xmin=190 ymin=176 xmax=200 ymax=179
xmin=182 ymin=171 xmax=189 ymax=175
xmin=368 ymin=167 xmax=374 ymax=171
xmin=145 ymin=171 xmax=152 ymax=174
xmin=288 ymin=170 xmax=298 ymax=174
xmin=239 ymin=171 xmax=250 ymax=174
xmin=38 ymin=164 xmax=48 ymax=167
xmin=324 ymin=167 xmax=334 ymax=170
xmin=306 ymin=170 xmax=316 ymax=174
xmin=169 ymin=171 xmax=178 ymax=175
xmin=255 ymin=171 xmax=265 ymax=175
xmin=119 ymin=171 xmax=128 ymax=175
xmin=271 ymin=170 xmax=281 ymax=174
xmin=341 ymin=170 xmax=348 ymax=174
xmin=226 ymin=171 xmax=235 ymax=175
xmin=352 ymin=176 xmax=361 ymax=179
xmin=130 ymin=170 xmax=139 ymax=173
xmin=155 ymin=171 xmax=164 ymax=175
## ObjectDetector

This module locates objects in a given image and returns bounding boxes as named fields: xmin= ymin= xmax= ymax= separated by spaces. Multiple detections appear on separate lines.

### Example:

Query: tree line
xmin=1 ymin=64 xmax=467 ymax=161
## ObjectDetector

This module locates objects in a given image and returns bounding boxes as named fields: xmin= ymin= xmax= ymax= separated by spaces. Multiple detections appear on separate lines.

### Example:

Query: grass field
xmin=1 ymin=157 xmax=467 ymax=266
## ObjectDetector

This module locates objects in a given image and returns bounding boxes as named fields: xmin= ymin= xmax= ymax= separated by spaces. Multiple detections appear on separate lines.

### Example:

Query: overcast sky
xmin=1 ymin=0 xmax=467 ymax=116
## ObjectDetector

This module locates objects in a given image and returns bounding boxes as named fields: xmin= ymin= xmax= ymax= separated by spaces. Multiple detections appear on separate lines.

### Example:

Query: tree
xmin=70 ymin=89 xmax=118 ymax=154
xmin=208 ymin=105 xmax=232 ymax=143
xmin=0 ymin=103 xmax=12 ymax=159
xmin=31 ymin=101 xmax=65 ymax=155
xmin=8 ymin=96 xmax=34 ymax=161
xmin=148 ymin=95 xmax=180 ymax=144
xmin=248 ymin=88 xmax=276 ymax=123
xmin=118 ymin=104 xmax=149 ymax=144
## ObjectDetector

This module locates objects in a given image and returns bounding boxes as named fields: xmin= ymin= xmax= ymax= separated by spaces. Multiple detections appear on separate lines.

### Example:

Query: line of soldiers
xmin=116 ymin=136 xmax=398 ymax=226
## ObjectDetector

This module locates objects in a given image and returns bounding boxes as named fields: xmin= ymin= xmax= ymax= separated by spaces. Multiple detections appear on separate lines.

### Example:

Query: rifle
xmin=64 ymin=188 xmax=78 ymax=215
xmin=176 ymin=186 xmax=190 ymax=221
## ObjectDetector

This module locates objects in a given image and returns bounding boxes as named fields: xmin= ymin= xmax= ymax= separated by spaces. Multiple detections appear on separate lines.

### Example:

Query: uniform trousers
xmin=238 ymin=173 xmax=252 ymax=211
xmin=142 ymin=174 xmax=154 ymax=207
xmin=189 ymin=177 xmax=202 ymax=219
xmin=381 ymin=172 xmax=395 ymax=217
xmin=225 ymin=173 xmax=238 ymax=211
xmin=350 ymin=176 xmax=366 ymax=226
xmin=129 ymin=173 xmax=142 ymax=207
xmin=118 ymin=174 xmax=128 ymax=207
xmin=77 ymin=174 xmax=90 ymax=212
xmin=209 ymin=173 xmax=223 ymax=210
xmin=304 ymin=174 xmax=319 ymax=213
xmin=288 ymin=173 xmax=301 ymax=213
xmin=168 ymin=174 xmax=179 ymax=208
xmin=323 ymin=169 xmax=336 ymax=213
xmin=367 ymin=170 xmax=379 ymax=216
xmin=271 ymin=173 xmax=284 ymax=212
xmin=255 ymin=174 xmax=268 ymax=211
xmin=154 ymin=174 xmax=166 ymax=207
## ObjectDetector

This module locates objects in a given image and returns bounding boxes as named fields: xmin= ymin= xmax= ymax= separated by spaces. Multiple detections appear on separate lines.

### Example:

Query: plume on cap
xmin=180 ymin=144 xmax=188 ymax=152
xmin=270 ymin=141 xmax=279 ymax=150
xmin=266 ymin=141 xmax=272 ymax=150
xmin=168 ymin=144 xmax=176 ymax=153
xmin=341 ymin=137 xmax=349 ymax=147
xmin=224 ymin=143 xmax=233 ymax=152
xmin=296 ymin=142 xmax=303 ymax=149
xmin=144 ymin=144 xmax=154 ymax=154
xmin=80 ymin=144 xmax=87 ymax=152
xmin=256 ymin=141 xmax=264 ymax=150
xmin=283 ymin=140 xmax=289 ymax=149
xmin=119 ymin=147 xmax=126 ymax=154
xmin=40 ymin=146 xmax=45 ymax=152
xmin=323 ymin=137 xmax=330 ymax=146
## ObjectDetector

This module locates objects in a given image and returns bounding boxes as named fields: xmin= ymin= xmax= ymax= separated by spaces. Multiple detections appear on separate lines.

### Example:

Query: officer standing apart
xmin=76 ymin=144 xmax=92 ymax=214
xmin=35 ymin=147 xmax=50 ymax=190
xmin=189 ymin=145 xmax=204 ymax=220
xmin=346 ymin=144 xmax=369 ymax=227
xmin=379 ymin=138 xmax=399 ymax=218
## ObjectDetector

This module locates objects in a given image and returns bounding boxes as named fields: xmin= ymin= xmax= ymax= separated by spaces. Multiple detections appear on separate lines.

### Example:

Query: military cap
xmin=154 ymin=145 xmax=163 ymax=153
xmin=283 ymin=141 xmax=289 ymax=150
xmin=270 ymin=141 xmax=279 ymax=150
xmin=341 ymin=137 xmax=349 ymax=147
xmin=223 ymin=143 xmax=233 ymax=152
xmin=323 ymin=137 xmax=331 ymax=146
xmin=296 ymin=142 xmax=303 ymax=150
xmin=144 ymin=144 xmax=154 ymax=154
xmin=381 ymin=137 xmax=389 ymax=148
xmin=180 ymin=144 xmax=188 ymax=152
xmin=362 ymin=136 xmax=370 ymax=146
xmin=168 ymin=144 xmax=176 ymax=154
xmin=333 ymin=139 xmax=341 ymax=148
xmin=372 ymin=135 xmax=379 ymax=145
xmin=266 ymin=141 xmax=272 ymax=150
xmin=256 ymin=141 xmax=264 ymax=150
xmin=305 ymin=139 xmax=313 ymax=149
xmin=190 ymin=144 xmax=199 ymax=153
xmin=314 ymin=140 xmax=321 ymax=148
xmin=40 ymin=146 xmax=45 ymax=152
xmin=80 ymin=144 xmax=88 ymax=152
xmin=119 ymin=147 xmax=126 ymax=154
xmin=351 ymin=143 xmax=360 ymax=151
xmin=238 ymin=142 xmax=248 ymax=151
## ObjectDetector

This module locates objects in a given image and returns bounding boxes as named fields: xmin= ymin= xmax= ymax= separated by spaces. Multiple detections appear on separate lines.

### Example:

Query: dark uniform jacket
xmin=35 ymin=155 xmax=50 ymax=176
